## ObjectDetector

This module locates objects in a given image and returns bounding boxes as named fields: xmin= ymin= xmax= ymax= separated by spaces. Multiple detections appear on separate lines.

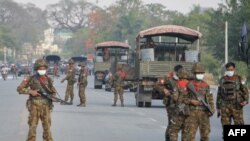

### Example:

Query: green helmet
xmin=192 ymin=63 xmax=205 ymax=73
xmin=177 ymin=69 xmax=189 ymax=79
xmin=34 ymin=59 xmax=48 ymax=70
xmin=68 ymin=59 xmax=74 ymax=64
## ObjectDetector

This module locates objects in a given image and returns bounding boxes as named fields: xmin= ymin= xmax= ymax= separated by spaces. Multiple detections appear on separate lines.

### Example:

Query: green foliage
xmin=201 ymin=51 xmax=221 ymax=77
xmin=234 ymin=61 xmax=249 ymax=80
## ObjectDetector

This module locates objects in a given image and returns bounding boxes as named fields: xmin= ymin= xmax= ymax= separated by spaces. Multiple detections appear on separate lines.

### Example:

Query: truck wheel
xmin=137 ymin=102 xmax=144 ymax=107
xmin=145 ymin=102 xmax=151 ymax=107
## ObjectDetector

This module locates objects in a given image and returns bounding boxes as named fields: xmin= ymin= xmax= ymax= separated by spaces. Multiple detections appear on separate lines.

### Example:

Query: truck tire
xmin=137 ymin=101 xmax=144 ymax=107
xmin=145 ymin=102 xmax=151 ymax=107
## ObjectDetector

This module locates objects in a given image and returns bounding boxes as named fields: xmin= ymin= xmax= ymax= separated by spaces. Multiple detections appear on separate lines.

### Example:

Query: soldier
xmin=112 ymin=65 xmax=126 ymax=107
xmin=183 ymin=63 xmax=215 ymax=141
xmin=61 ymin=59 xmax=76 ymax=105
xmin=11 ymin=64 xmax=18 ymax=80
xmin=77 ymin=62 xmax=88 ymax=107
xmin=216 ymin=62 xmax=249 ymax=136
xmin=168 ymin=69 xmax=190 ymax=141
xmin=160 ymin=65 xmax=183 ymax=141
xmin=17 ymin=58 xmax=56 ymax=141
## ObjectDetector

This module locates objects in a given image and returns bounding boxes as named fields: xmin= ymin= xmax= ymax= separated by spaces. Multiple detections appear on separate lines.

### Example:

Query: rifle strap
xmin=36 ymin=75 xmax=53 ymax=94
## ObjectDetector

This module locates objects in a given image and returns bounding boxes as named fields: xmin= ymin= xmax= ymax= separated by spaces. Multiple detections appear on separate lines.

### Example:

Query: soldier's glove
xmin=217 ymin=109 xmax=221 ymax=118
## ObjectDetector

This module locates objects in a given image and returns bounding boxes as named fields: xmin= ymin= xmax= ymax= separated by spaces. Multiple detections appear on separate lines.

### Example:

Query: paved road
xmin=0 ymin=75 xmax=249 ymax=141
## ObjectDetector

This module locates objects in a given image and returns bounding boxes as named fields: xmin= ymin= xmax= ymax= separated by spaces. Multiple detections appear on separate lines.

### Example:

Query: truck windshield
xmin=95 ymin=48 xmax=128 ymax=62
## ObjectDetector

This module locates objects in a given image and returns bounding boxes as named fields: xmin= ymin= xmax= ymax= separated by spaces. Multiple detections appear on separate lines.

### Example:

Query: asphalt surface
xmin=0 ymin=75 xmax=249 ymax=141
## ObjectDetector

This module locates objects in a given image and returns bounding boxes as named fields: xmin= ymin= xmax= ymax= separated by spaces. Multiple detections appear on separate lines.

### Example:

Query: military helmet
xmin=192 ymin=63 xmax=205 ymax=73
xmin=177 ymin=69 xmax=189 ymax=79
xmin=34 ymin=58 xmax=48 ymax=70
xmin=68 ymin=59 xmax=74 ymax=64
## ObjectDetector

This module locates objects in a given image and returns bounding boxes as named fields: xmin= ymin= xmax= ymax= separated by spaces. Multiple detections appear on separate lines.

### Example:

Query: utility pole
xmin=197 ymin=26 xmax=200 ymax=51
xmin=225 ymin=21 xmax=228 ymax=64
xmin=4 ymin=46 xmax=7 ymax=64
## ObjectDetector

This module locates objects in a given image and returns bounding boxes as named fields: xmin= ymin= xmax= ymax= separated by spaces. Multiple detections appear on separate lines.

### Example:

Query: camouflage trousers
xmin=168 ymin=114 xmax=187 ymax=141
xmin=114 ymin=86 xmax=124 ymax=104
xmin=78 ymin=84 xmax=86 ymax=105
xmin=165 ymin=106 xmax=175 ymax=141
xmin=26 ymin=99 xmax=53 ymax=141
xmin=182 ymin=109 xmax=210 ymax=141
xmin=220 ymin=104 xmax=244 ymax=136
xmin=64 ymin=84 xmax=74 ymax=103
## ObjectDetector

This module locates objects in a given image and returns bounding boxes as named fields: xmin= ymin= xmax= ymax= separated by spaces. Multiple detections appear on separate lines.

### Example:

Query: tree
xmin=46 ymin=0 xmax=98 ymax=32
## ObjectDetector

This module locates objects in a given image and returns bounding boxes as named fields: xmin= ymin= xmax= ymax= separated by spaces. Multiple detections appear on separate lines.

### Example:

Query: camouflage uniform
xmin=161 ymin=74 xmax=177 ymax=141
xmin=61 ymin=59 xmax=76 ymax=105
xmin=168 ymin=69 xmax=190 ymax=141
xmin=156 ymin=65 xmax=183 ymax=141
xmin=17 ymin=59 xmax=56 ymax=141
xmin=12 ymin=65 xmax=18 ymax=80
xmin=183 ymin=63 xmax=215 ymax=141
xmin=216 ymin=75 xmax=249 ymax=133
xmin=77 ymin=63 xmax=88 ymax=107
xmin=112 ymin=69 xmax=125 ymax=106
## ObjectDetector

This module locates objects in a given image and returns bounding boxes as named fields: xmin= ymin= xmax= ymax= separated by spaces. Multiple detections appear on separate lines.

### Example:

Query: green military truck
xmin=134 ymin=25 xmax=202 ymax=107
xmin=94 ymin=41 xmax=131 ymax=89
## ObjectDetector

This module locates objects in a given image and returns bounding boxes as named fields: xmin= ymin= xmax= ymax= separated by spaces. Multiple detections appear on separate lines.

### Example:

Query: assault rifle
xmin=38 ymin=90 xmax=71 ymax=105
xmin=187 ymin=83 xmax=214 ymax=115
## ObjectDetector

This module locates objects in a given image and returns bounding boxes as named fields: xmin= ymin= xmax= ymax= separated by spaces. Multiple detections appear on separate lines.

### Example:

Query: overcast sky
xmin=13 ymin=0 xmax=225 ymax=14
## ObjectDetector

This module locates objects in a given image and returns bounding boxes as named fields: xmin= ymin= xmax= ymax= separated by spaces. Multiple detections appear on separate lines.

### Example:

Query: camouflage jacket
xmin=62 ymin=68 xmax=76 ymax=85
xmin=78 ymin=68 xmax=88 ymax=86
xmin=187 ymin=80 xmax=215 ymax=113
xmin=113 ymin=71 xmax=125 ymax=88
xmin=172 ymin=79 xmax=190 ymax=115
xmin=17 ymin=74 xmax=56 ymax=97
xmin=156 ymin=74 xmax=177 ymax=106
xmin=216 ymin=75 xmax=249 ymax=109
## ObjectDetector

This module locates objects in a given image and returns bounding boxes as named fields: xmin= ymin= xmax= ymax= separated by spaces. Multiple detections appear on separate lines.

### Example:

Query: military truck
xmin=134 ymin=25 xmax=202 ymax=107
xmin=43 ymin=55 xmax=61 ymax=77
xmin=94 ymin=41 xmax=131 ymax=89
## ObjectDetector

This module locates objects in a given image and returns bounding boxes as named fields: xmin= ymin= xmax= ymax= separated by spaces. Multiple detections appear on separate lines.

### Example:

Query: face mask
xmin=225 ymin=71 xmax=234 ymax=77
xmin=37 ymin=70 xmax=46 ymax=75
xmin=173 ymin=74 xmax=179 ymax=80
xmin=196 ymin=74 xmax=204 ymax=80
xmin=241 ymin=81 xmax=246 ymax=85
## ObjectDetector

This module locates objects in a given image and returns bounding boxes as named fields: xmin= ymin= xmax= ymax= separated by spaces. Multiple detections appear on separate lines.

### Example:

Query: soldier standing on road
xmin=159 ymin=65 xmax=183 ymax=141
xmin=11 ymin=64 xmax=18 ymax=80
xmin=168 ymin=69 xmax=190 ymax=141
xmin=112 ymin=66 xmax=126 ymax=107
xmin=61 ymin=59 xmax=76 ymax=105
xmin=77 ymin=62 xmax=88 ymax=107
xmin=17 ymin=58 xmax=56 ymax=141
xmin=182 ymin=63 xmax=215 ymax=141
xmin=216 ymin=62 xmax=249 ymax=136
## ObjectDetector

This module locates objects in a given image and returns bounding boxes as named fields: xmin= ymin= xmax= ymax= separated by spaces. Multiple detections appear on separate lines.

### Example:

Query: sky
xmin=13 ymin=0 xmax=225 ymax=14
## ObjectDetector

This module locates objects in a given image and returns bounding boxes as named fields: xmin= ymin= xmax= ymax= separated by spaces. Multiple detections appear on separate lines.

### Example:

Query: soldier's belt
xmin=189 ymin=106 xmax=206 ymax=111
xmin=30 ymin=97 xmax=49 ymax=105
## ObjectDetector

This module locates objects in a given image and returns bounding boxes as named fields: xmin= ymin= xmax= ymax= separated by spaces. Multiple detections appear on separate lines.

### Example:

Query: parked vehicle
xmin=44 ymin=55 xmax=61 ymax=77
xmin=134 ymin=25 xmax=202 ymax=107
xmin=94 ymin=41 xmax=133 ymax=89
